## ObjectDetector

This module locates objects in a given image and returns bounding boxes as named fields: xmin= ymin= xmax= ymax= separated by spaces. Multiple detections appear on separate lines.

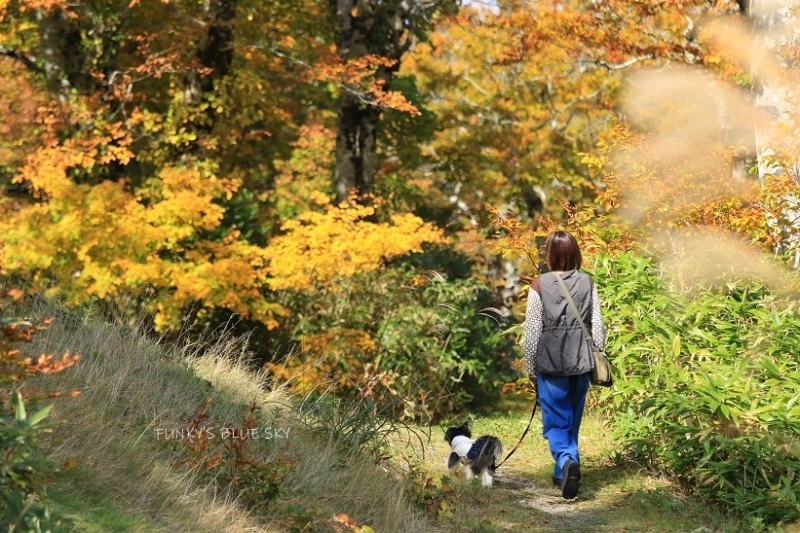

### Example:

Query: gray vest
xmin=535 ymin=270 xmax=594 ymax=376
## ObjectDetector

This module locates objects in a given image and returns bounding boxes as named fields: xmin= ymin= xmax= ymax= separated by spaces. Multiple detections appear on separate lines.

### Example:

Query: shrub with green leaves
xmin=271 ymin=261 xmax=518 ymax=422
xmin=1 ymin=287 xmax=78 ymax=532
xmin=1 ymin=393 xmax=61 ymax=533
xmin=594 ymin=253 xmax=800 ymax=524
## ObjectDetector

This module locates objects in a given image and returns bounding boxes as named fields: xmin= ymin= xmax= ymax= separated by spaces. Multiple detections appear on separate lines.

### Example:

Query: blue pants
xmin=537 ymin=372 xmax=591 ymax=480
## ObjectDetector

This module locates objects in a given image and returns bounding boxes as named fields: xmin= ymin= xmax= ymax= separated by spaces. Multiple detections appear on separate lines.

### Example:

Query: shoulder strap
xmin=535 ymin=273 xmax=590 ymax=296
xmin=552 ymin=272 xmax=593 ymax=343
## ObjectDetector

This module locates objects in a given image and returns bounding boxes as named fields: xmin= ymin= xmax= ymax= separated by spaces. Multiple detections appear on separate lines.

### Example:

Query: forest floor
xmin=398 ymin=401 xmax=795 ymax=533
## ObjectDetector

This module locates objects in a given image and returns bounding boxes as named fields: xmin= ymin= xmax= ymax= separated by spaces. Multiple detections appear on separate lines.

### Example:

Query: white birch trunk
xmin=749 ymin=0 xmax=800 ymax=267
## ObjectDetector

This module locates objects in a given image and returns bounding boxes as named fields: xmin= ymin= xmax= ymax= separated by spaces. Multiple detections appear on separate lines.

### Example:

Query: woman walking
xmin=524 ymin=230 xmax=606 ymax=499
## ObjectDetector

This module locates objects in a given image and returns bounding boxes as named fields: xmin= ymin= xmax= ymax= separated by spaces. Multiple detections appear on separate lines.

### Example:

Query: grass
xmin=21 ymin=300 xmax=432 ymax=533
xmin=397 ymin=400 xmax=793 ymax=533
xmin=15 ymin=298 xmax=800 ymax=533
xmin=47 ymin=488 xmax=160 ymax=533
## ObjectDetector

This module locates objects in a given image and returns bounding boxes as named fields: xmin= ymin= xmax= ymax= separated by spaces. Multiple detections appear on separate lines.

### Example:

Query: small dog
xmin=444 ymin=422 xmax=503 ymax=487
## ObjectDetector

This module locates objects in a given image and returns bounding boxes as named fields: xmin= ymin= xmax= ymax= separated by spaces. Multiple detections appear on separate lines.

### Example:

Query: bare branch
xmin=462 ymin=68 xmax=489 ymax=96
xmin=581 ymin=55 xmax=654 ymax=71
xmin=0 ymin=46 xmax=44 ymax=75
xmin=164 ymin=2 xmax=206 ymax=28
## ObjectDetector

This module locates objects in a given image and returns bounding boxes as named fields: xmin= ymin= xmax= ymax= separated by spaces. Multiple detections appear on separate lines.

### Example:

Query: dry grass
xmin=17 ymin=299 xmax=800 ymax=533
xmin=22 ymin=300 xmax=430 ymax=533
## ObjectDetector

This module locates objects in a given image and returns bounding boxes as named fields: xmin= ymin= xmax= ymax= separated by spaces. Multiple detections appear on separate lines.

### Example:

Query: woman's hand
xmin=529 ymin=373 xmax=538 ymax=396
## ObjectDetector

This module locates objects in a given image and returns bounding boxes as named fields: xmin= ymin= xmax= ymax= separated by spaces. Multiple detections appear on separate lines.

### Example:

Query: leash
xmin=494 ymin=397 xmax=538 ymax=470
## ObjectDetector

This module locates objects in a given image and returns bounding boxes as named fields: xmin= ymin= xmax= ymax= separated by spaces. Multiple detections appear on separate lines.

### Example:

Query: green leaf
xmin=761 ymin=358 xmax=781 ymax=377
xmin=0 ymin=318 xmax=33 ymax=327
xmin=672 ymin=334 xmax=681 ymax=358
xmin=13 ymin=391 xmax=26 ymax=423
xmin=27 ymin=405 xmax=53 ymax=427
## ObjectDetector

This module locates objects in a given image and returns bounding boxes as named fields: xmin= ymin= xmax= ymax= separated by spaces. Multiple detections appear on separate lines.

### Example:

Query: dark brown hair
xmin=544 ymin=231 xmax=582 ymax=271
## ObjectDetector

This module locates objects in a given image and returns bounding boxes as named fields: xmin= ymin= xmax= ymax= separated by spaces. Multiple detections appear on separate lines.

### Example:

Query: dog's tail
xmin=468 ymin=436 xmax=503 ymax=475
xmin=446 ymin=451 xmax=461 ymax=471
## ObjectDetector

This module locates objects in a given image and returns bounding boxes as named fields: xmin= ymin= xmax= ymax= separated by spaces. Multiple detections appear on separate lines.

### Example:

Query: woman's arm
xmin=590 ymin=284 xmax=607 ymax=351
xmin=524 ymin=287 xmax=543 ymax=376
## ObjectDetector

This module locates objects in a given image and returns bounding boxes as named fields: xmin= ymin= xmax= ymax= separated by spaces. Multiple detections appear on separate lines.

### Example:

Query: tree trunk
xmin=332 ymin=0 xmax=419 ymax=202
xmin=35 ymin=6 xmax=128 ymax=182
xmin=746 ymin=0 xmax=800 ymax=267
xmin=334 ymin=0 xmax=377 ymax=201
xmin=184 ymin=0 xmax=236 ymax=106
xmin=182 ymin=0 xmax=237 ymax=153
xmin=37 ymin=8 xmax=94 ymax=99
xmin=335 ymin=91 xmax=382 ymax=200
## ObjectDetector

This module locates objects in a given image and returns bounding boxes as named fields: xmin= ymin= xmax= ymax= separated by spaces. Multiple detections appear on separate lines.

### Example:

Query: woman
xmin=524 ymin=230 xmax=606 ymax=500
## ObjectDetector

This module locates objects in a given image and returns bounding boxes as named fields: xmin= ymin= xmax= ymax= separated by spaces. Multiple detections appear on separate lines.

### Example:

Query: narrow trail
xmin=415 ymin=414 xmax=730 ymax=533
xmin=493 ymin=471 xmax=608 ymax=532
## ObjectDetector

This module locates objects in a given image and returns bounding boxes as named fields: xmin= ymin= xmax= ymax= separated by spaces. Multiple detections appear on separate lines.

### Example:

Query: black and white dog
xmin=444 ymin=422 xmax=503 ymax=487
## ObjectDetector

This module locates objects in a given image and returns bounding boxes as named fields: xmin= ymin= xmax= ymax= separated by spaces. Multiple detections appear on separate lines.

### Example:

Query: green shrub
xmin=1 ymin=288 xmax=78 ymax=532
xmin=1 ymin=393 xmax=62 ymax=533
xmin=594 ymin=253 xmax=800 ymax=524
xmin=270 ymin=263 xmax=517 ymax=422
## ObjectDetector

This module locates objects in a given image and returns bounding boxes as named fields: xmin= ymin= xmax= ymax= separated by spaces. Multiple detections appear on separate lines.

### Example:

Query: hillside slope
xmin=24 ymin=300 xmax=432 ymax=533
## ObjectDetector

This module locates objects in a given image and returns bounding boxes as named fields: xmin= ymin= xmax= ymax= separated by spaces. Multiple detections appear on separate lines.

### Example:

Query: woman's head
xmin=544 ymin=231 xmax=582 ymax=271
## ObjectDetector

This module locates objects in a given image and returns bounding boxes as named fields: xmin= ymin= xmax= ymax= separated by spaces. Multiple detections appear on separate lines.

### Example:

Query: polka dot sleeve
xmin=591 ymin=284 xmax=607 ymax=351
xmin=523 ymin=287 xmax=543 ymax=376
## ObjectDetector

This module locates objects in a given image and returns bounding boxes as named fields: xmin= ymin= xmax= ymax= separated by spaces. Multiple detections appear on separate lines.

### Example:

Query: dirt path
xmin=494 ymin=471 xmax=611 ymax=532
xmin=413 ymin=413 xmax=735 ymax=533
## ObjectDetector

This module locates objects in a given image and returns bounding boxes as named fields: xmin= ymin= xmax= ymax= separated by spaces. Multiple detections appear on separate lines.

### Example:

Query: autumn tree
xmin=403 ymin=0 xmax=740 ymax=227
xmin=330 ymin=0 xmax=458 ymax=201
xmin=0 ymin=0 xmax=321 ymax=330
xmin=0 ymin=0 xmax=459 ymax=340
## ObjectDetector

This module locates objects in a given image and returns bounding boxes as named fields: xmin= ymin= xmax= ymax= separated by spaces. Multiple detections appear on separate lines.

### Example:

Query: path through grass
xmin=400 ymin=406 xmax=754 ymax=533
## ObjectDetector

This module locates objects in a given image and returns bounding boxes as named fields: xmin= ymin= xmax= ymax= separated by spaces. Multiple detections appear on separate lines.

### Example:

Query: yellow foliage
xmin=0 ymin=162 xmax=284 ymax=331
xmin=263 ymin=199 xmax=447 ymax=291
xmin=138 ymin=166 xmax=238 ymax=241
xmin=302 ymin=328 xmax=377 ymax=355
xmin=0 ymin=58 xmax=42 ymax=167
xmin=273 ymin=116 xmax=337 ymax=215
xmin=269 ymin=328 xmax=377 ymax=392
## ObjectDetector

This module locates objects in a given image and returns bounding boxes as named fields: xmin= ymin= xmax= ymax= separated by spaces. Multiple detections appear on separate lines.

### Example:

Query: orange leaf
xmin=334 ymin=513 xmax=358 ymax=527
xmin=6 ymin=288 xmax=25 ymax=302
